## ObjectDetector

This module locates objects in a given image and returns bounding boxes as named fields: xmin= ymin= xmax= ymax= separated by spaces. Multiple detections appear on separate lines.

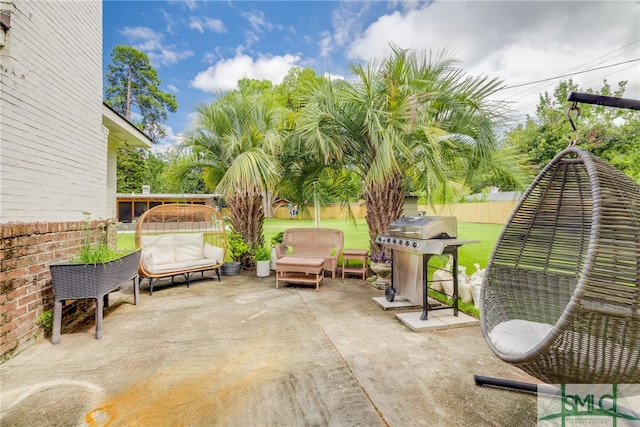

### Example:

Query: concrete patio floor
xmin=0 ymin=270 xmax=540 ymax=426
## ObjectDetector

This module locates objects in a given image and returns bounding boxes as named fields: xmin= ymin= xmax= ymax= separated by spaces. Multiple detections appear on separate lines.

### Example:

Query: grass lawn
xmin=265 ymin=219 xmax=503 ymax=318
xmin=118 ymin=218 xmax=503 ymax=318
xmin=119 ymin=218 xmax=503 ymax=271
xmin=264 ymin=218 xmax=503 ymax=271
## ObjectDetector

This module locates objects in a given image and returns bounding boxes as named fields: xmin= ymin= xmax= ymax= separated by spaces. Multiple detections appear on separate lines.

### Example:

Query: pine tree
xmin=105 ymin=45 xmax=178 ymax=193
xmin=105 ymin=45 xmax=177 ymax=143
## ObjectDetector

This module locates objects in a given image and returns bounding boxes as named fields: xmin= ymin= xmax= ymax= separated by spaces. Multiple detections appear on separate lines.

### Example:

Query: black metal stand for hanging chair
xmin=476 ymin=93 xmax=640 ymax=393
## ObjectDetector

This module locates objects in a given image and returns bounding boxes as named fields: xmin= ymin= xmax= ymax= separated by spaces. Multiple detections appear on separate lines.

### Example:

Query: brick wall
xmin=0 ymin=219 xmax=112 ymax=361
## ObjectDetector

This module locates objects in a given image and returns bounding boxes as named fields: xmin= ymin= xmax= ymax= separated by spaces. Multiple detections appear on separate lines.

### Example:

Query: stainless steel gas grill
xmin=375 ymin=216 xmax=478 ymax=320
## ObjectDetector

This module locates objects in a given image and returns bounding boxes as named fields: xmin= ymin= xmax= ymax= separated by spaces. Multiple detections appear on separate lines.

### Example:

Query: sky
xmin=103 ymin=0 xmax=640 ymax=151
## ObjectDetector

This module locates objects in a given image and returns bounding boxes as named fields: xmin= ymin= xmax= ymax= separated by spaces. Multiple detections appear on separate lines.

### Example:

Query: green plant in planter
xmin=227 ymin=229 xmax=252 ymax=264
xmin=254 ymin=245 xmax=271 ymax=262
xmin=49 ymin=212 xmax=141 ymax=344
xmin=370 ymin=249 xmax=392 ymax=290
xmin=72 ymin=212 xmax=123 ymax=263
xmin=270 ymin=231 xmax=284 ymax=247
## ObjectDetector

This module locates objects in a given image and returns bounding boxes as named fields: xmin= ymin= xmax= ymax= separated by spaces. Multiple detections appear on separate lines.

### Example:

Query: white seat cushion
xmin=489 ymin=319 xmax=553 ymax=356
xmin=143 ymin=258 xmax=218 ymax=275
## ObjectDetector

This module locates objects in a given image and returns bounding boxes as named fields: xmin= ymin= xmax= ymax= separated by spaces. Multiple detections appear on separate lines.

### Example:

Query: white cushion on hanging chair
xmin=489 ymin=319 xmax=553 ymax=356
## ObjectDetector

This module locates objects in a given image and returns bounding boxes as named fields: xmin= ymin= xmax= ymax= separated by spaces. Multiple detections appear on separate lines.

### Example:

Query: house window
xmin=134 ymin=202 xmax=147 ymax=220
xmin=118 ymin=202 xmax=133 ymax=223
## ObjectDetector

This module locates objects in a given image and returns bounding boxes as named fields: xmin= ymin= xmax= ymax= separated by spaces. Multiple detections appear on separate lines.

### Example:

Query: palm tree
xmin=296 ymin=46 xmax=513 ymax=255
xmin=179 ymin=91 xmax=283 ymax=263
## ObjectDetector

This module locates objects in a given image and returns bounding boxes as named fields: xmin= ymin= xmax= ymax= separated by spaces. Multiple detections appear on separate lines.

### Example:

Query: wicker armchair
xmin=135 ymin=204 xmax=227 ymax=294
xmin=481 ymin=147 xmax=640 ymax=384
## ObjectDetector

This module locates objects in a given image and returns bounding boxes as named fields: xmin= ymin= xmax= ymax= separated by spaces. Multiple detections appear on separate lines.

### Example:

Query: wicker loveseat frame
xmin=274 ymin=228 xmax=344 ymax=279
xmin=135 ymin=204 xmax=227 ymax=294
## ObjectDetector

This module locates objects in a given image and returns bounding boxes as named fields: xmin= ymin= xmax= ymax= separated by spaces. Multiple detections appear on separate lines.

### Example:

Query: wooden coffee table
xmin=276 ymin=256 xmax=325 ymax=291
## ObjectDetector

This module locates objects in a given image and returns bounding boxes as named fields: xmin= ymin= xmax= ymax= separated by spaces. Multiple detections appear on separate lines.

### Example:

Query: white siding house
xmin=0 ymin=1 xmax=151 ymax=360
xmin=0 ymin=0 xmax=150 ymax=223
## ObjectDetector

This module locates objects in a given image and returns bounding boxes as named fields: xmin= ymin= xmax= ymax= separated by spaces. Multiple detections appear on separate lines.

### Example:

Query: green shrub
xmin=254 ymin=245 xmax=272 ymax=261
xmin=270 ymin=231 xmax=284 ymax=247
xmin=227 ymin=229 xmax=251 ymax=263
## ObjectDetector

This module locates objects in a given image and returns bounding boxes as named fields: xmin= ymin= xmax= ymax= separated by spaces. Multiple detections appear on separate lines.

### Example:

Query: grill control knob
xmin=405 ymin=241 xmax=410 ymax=246
xmin=386 ymin=238 xmax=392 ymax=243
xmin=398 ymin=240 xmax=403 ymax=245
xmin=412 ymin=242 xmax=418 ymax=248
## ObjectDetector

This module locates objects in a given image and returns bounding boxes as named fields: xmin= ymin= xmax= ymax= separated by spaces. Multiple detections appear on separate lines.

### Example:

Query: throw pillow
xmin=175 ymin=233 xmax=205 ymax=262
xmin=141 ymin=250 xmax=155 ymax=271
xmin=204 ymin=243 xmax=225 ymax=264
xmin=141 ymin=234 xmax=176 ymax=265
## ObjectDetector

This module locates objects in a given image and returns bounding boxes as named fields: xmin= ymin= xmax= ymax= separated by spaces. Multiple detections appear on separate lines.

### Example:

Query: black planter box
xmin=49 ymin=250 xmax=141 ymax=343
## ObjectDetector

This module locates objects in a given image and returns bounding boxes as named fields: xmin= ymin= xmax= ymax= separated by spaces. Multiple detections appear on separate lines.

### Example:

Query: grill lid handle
xmin=388 ymin=228 xmax=421 ymax=235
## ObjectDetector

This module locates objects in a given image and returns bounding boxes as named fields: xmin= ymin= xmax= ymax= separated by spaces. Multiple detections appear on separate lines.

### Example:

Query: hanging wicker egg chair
xmin=480 ymin=147 xmax=640 ymax=384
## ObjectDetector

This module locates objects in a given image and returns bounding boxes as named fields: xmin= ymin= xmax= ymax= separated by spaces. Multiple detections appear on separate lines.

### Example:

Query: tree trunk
xmin=125 ymin=66 xmax=132 ymax=121
xmin=227 ymin=189 xmax=265 ymax=265
xmin=364 ymin=173 xmax=405 ymax=256
xmin=262 ymin=189 xmax=274 ymax=218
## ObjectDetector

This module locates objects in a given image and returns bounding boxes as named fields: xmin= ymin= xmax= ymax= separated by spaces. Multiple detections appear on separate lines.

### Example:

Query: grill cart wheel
xmin=385 ymin=286 xmax=395 ymax=302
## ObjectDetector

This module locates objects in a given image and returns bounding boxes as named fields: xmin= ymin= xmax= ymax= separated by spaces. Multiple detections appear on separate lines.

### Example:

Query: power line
xmin=501 ymin=58 xmax=640 ymax=91
xmin=499 ymin=40 xmax=640 ymax=103
xmin=508 ymin=62 xmax=640 ymax=119
xmin=586 ymin=41 xmax=640 ymax=68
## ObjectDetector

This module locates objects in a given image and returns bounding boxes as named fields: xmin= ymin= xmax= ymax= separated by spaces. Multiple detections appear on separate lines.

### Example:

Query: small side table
xmin=341 ymin=249 xmax=369 ymax=280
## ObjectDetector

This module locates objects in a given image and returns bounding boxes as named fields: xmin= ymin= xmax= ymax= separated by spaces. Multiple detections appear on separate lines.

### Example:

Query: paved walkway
xmin=0 ymin=271 xmax=539 ymax=426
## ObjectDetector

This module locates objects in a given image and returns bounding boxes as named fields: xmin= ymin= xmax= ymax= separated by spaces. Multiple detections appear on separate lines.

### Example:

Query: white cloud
xmin=242 ymin=10 xmax=273 ymax=33
xmin=189 ymin=17 xmax=204 ymax=33
xmin=328 ymin=2 xmax=374 ymax=51
xmin=202 ymin=52 xmax=217 ymax=64
xmin=130 ymin=111 xmax=143 ymax=123
xmin=189 ymin=16 xmax=226 ymax=34
xmin=168 ymin=0 xmax=198 ymax=12
xmin=191 ymin=53 xmax=301 ymax=93
xmin=147 ymin=49 xmax=195 ymax=68
xmin=167 ymin=84 xmax=179 ymax=93
xmin=119 ymin=26 xmax=194 ymax=68
xmin=345 ymin=1 xmax=640 ymax=119
xmin=162 ymin=10 xmax=176 ymax=36
xmin=244 ymin=30 xmax=261 ymax=47
xmin=319 ymin=30 xmax=333 ymax=57
xmin=152 ymin=125 xmax=183 ymax=154
xmin=324 ymin=72 xmax=345 ymax=81
xmin=119 ymin=26 xmax=163 ymax=51
xmin=238 ymin=11 xmax=274 ymax=49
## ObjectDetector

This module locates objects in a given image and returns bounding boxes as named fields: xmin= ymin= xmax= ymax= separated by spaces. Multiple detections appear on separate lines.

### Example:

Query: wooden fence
xmin=419 ymin=202 xmax=517 ymax=224
xmin=260 ymin=201 xmax=518 ymax=224
xmin=270 ymin=203 xmax=368 ymax=220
